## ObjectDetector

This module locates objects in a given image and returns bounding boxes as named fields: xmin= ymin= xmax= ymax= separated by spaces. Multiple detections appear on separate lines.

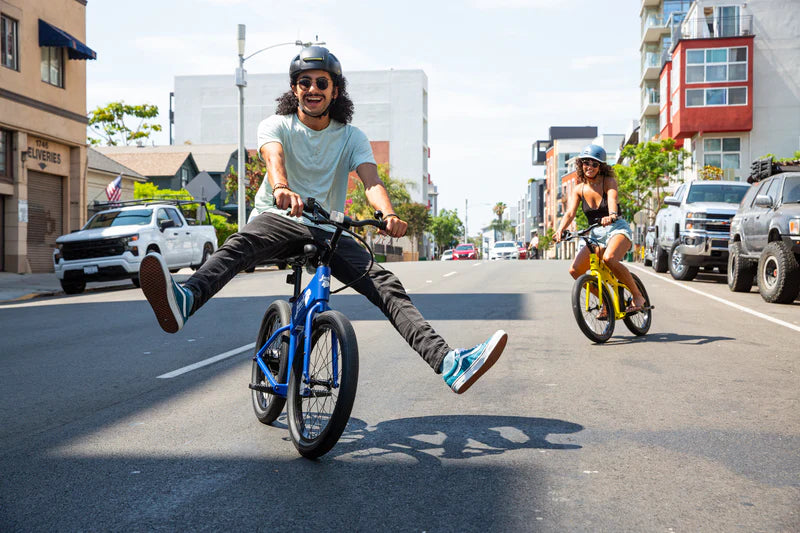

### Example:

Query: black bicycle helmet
xmin=289 ymin=46 xmax=342 ymax=79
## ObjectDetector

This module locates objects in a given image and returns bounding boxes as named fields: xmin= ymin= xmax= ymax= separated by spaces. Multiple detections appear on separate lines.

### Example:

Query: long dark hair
xmin=576 ymin=159 xmax=617 ymax=184
xmin=275 ymin=73 xmax=354 ymax=124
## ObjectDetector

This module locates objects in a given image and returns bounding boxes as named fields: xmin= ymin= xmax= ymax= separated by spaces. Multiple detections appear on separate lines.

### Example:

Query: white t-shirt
xmin=252 ymin=114 xmax=375 ymax=230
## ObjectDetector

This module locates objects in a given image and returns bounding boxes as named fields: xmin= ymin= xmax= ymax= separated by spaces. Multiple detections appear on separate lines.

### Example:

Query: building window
xmin=686 ymin=86 xmax=747 ymax=107
xmin=686 ymin=46 xmax=747 ymax=84
xmin=704 ymin=137 xmax=740 ymax=169
xmin=1 ymin=14 xmax=18 ymax=70
xmin=41 ymin=46 xmax=64 ymax=87
xmin=0 ymin=129 xmax=11 ymax=183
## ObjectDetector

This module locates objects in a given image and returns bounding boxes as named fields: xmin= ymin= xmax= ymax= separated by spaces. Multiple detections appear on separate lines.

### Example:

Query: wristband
xmin=272 ymin=183 xmax=291 ymax=192
xmin=384 ymin=213 xmax=399 ymax=219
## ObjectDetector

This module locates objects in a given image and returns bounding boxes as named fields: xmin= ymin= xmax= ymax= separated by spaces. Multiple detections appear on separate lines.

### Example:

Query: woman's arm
xmin=554 ymin=187 xmax=581 ymax=242
xmin=603 ymin=177 xmax=620 ymax=226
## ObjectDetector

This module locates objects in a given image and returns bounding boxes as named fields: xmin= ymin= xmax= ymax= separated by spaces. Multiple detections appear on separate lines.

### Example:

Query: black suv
xmin=728 ymin=161 xmax=800 ymax=303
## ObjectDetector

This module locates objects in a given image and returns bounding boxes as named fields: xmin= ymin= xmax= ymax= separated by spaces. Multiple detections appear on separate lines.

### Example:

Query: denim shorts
xmin=589 ymin=218 xmax=633 ymax=247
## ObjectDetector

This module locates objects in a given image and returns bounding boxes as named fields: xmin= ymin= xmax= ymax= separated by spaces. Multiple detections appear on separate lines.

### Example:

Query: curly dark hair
xmin=576 ymin=159 xmax=617 ymax=184
xmin=274 ymin=73 xmax=354 ymax=124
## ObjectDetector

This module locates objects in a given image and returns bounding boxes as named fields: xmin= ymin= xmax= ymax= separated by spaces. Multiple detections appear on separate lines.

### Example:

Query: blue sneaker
xmin=442 ymin=330 xmax=508 ymax=394
xmin=140 ymin=252 xmax=193 ymax=333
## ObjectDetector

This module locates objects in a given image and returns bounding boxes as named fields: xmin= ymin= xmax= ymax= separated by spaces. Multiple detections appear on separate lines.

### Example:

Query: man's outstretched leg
xmin=328 ymin=233 xmax=508 ymax=393
xmin=139 ymin=252 xmax=194 ymax=334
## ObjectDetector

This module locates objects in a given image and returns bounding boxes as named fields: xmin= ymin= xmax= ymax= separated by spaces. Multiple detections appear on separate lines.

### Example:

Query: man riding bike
xmin=139 ymin=46 xmax=507 ymax=393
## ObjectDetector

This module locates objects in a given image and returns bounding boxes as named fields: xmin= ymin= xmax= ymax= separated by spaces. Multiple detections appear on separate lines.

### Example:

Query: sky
xmin=86 ymin=0 xmax=642 ymax=233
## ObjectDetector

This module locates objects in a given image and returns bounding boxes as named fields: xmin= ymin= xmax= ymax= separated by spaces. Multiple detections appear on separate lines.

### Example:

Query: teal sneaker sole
xmin=140 ymin=254 xmax=184 ymax=334
xmin=451 ymin=331 xmax=507 ymax=394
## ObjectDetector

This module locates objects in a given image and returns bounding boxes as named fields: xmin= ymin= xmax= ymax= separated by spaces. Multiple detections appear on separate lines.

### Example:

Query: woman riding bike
xmin=554 ymin=144 xmax=647 ymax=315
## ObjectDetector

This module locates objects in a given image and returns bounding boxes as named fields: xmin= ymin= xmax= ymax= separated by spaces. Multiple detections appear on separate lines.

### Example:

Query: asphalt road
xmin=1 ymin=260 xmax=798 ymax=532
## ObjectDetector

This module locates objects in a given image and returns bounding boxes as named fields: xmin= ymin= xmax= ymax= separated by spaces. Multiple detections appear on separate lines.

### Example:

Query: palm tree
xmin=492 ymin=202 xmax=507 ymax=240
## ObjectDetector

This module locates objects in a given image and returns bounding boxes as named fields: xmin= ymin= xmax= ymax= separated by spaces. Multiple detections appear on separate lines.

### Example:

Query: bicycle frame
xmin=254 ymin=264 xmax=335 ymax=397
xmin=584 ymin=240 xmax=630 ymax=320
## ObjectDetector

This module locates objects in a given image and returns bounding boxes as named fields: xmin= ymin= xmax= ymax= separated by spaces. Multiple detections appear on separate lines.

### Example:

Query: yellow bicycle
xmin=563 ymin=225 xmax=653 ymax=343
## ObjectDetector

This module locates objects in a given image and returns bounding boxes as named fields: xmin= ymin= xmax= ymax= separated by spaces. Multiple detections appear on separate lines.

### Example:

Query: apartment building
xmin=516 ymin=177 xmax=545 ymax=245
xmin=640 ymin=0 xmax=800 ymax=182
xmin=1 ymin=0 xmax=96 ymax=273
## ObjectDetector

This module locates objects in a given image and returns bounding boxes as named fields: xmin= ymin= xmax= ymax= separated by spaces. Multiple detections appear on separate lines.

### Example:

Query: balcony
xmin=641 ymin=14 xmax=669 ymax=43
xmin=642 ymin=87 xmax=660 ymax=116
xmin=640 ymin=52 xmax=662 ymax=82
xmin=674 ymin=15 xmax=753 ymax=43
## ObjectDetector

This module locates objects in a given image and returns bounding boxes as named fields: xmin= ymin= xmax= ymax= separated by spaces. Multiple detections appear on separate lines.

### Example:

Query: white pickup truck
xmin=651 ymin=180 xmax=750 ymax=281
xmin=53 ymin=200 xmax=218 ymax=294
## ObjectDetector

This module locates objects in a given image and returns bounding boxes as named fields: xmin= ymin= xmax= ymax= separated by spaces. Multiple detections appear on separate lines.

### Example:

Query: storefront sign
xmin=26 ymin=136 xmax=69 ymax=175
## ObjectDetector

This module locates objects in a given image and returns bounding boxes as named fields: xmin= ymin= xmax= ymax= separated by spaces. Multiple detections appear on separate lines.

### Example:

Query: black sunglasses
xmin=581 ymin=159 xmax=601 ymax=168
xmin=296 ymin=76 xmax=331 ymax=90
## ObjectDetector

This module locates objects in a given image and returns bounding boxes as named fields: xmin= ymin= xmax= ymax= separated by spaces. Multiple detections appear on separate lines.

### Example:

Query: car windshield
xmin=783 ymin=176 xmax=800 ymax=203
xmin=455 ymin=245 xmax=473 ymax=250
xmin=686 ymin=184 xmax=748 ymax=204
xmin=85 ymin=209 xmax=153 ymax=229
xmin=495 ymin=242 xmax=514 ymax=248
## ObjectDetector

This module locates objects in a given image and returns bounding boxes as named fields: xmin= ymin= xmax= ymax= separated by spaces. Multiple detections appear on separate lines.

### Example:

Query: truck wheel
xmin=60 ymin=279 xmax=86 ymax=294
xmin=652 ymin=244 xmax=668 ymax=273
xmin=192 ymin=244 xmax=213 ymax=271
xmin=757 ymin=241 xmax=800 ymax=303
xmin=727 ymin=242 xmax=754 ymax=292
xmin=669 ymin=241 xmax=698 ymax=281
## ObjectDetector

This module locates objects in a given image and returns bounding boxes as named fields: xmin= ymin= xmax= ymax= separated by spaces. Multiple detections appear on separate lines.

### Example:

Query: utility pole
xmin=464 ymin=198 xmax=468 ymax=242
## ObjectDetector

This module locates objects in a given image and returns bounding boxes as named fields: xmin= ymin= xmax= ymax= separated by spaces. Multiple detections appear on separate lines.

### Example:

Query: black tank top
xmin=581 ymin=177 xmax=609 ymax=225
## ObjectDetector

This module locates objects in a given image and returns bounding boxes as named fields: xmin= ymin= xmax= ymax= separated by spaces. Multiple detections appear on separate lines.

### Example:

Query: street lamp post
xmin=234 ymin=24 xmax=323 ymax=229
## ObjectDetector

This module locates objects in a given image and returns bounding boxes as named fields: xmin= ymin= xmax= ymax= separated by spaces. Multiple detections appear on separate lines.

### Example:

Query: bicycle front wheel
xmin=251 ymin=300 xmax=291 ymax=425
xmin=287 ymin=310 xmax=359 ymax=459
xmin=572 ymin=273 xmax=615 ymax=343
xmin=620 ymin=273 xmax=652 ymax=336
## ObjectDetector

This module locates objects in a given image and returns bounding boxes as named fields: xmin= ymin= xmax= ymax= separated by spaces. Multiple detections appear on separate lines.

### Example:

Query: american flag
xmin=105 ymin=175 xmax=122 ymax=202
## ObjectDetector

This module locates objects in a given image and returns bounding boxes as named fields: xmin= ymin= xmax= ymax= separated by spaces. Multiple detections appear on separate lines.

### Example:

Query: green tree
xmin=616 ymin=138 xmax=689 ymax=224
xmin=491 ymin=202 xmax=509 ymax=240
xmin=346 ymin=164 xmax=413 ymax=238
xmin=427 ymin=208 xmax=464 ymax=254
xmin=395 ymin=202 xmax=430 ymax=255
xmin=488 ymin=219 xmax=513 ymax=240
xmin=537 ymin=227 xmax=556 ymax=257
xmin=87 ymin=101 xmax=162 ymax=146
xmin=224 ymin=152 xmax=265 ymax=212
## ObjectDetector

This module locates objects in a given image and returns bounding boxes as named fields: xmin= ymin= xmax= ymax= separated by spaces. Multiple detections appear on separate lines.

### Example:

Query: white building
xmin=172 ymin=69 xmax=434 ymax=209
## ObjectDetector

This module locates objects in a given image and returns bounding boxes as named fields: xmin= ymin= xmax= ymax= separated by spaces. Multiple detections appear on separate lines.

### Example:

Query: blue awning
xmin=38 ymin=19 xmax=96 ymax=60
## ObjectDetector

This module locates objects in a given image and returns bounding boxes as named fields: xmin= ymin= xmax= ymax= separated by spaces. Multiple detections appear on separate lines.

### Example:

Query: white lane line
xmin=629 ymin=264 xmax=800 ymax=334
xmin=157 ymin=343 xmax=255 ymax=379
xmin=443 ymin=271 xmax=458 ymax=278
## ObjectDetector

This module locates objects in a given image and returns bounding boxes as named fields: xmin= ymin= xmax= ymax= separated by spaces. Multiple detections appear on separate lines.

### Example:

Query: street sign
xmin=185 ymin=171 xmax=221 ymax=202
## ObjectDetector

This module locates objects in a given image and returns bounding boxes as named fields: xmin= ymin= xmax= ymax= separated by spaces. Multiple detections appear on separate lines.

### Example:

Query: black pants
xmin=184 ymin=212 xmax=450 ymax=372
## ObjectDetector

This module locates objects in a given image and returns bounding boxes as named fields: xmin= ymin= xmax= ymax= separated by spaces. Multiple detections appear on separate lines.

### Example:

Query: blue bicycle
xmin=249 ymin=198 xmax=387 ymax=458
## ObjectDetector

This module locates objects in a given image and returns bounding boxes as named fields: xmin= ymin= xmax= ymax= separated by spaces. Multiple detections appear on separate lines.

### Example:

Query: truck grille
xmin=706 ymin=213 xmax=734 ymax=233
xmin=61 ymin=237 xmax=128 ymax=260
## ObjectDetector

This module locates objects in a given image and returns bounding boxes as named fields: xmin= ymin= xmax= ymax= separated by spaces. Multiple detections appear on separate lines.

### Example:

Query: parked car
xmin=516 ymin=242 xmax=528 ymax=260
xmin=489 ymin=240 xmax=519 ymax=260
xmin=53 ymin=200 xmax=218 ymax=294
xmin=728 ymin=164 xmax=800 ymax=303
xmin=440 ymin=249 xmax=454 ymax=261
xmin=643 ymin=226 xmax=656 ymax=266
xmin=452 ymin=243 xmax=478 ymax=260
xmin=651 ymin=180 xmax=750 ymax=280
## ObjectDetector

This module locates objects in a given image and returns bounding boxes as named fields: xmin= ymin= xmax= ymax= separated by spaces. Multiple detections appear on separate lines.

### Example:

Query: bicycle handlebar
xmin=561 ymin=223 xmax=601 ymax=241
xmin=301 ymin=197 xmax=388 ymax=232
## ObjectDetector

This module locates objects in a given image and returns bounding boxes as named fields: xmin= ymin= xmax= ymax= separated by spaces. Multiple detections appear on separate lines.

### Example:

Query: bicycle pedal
xmin=248 ymin=383 xmax=278 ymax=395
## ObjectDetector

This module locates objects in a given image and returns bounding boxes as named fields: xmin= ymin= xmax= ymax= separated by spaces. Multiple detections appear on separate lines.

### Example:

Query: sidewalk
xmin=0 ymin=272 xmax=131 ymax=303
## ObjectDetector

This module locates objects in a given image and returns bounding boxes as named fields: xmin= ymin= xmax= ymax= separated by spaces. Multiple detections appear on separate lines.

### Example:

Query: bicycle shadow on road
xmin=600 ymin=332 xmax=735 ymax=346
xmin=321 ymin=414 xmax=583 ymax=463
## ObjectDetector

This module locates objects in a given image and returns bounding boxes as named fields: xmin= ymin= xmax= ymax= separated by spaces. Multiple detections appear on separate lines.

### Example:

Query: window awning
xmin=38 ymin=19 xmax=97 ymax=60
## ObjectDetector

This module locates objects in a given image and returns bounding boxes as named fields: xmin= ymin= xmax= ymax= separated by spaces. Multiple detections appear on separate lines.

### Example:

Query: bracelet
xmin=384 ymin=213 xmax=399 ymax=219
xmin=272 ymin=183 xmax=291 ymax=192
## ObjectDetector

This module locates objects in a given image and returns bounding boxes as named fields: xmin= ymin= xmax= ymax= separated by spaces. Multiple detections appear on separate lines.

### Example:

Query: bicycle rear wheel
xmin=287 ymin=310 xmax=359 ymax=459
xmin=251 ymin=300 xmax=291 ymax=425
xmin=620 ymin=273 xmax=652 ymax=336
xmin=572 ymin=273 xmax=615 ymax=343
